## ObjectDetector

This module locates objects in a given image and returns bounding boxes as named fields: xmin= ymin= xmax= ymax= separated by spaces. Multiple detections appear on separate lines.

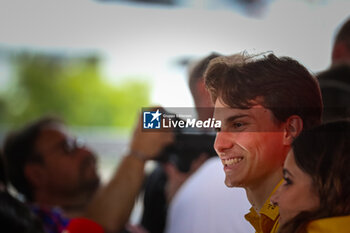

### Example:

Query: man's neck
xmin=34 ymin=191 xmax=92 ymax=216
xmin=245 ymin=169 xmax=283 ymax=212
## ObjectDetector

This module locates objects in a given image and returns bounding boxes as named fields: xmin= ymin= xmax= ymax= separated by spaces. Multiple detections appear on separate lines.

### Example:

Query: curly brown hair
xmin=204 ymin=52 xmax=323 ymax=130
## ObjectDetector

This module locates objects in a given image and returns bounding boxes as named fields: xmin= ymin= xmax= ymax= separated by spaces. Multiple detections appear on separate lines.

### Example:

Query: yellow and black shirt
xmin=244 ymin=181 xmax=283 ymax=233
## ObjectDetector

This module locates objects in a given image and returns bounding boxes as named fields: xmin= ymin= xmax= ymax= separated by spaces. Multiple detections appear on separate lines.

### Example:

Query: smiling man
xmin=204 ymin=53 xmax=323 ymax=233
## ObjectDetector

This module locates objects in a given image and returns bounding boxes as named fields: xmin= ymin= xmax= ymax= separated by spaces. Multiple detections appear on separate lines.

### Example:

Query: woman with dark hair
xmin=271 ymin=120 xmax=350 ymax=233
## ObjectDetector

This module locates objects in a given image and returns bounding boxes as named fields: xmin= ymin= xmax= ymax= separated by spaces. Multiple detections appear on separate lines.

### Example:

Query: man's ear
xmin=283 ymin=115 xmax=303 ymax=146
xmin=195 ymin=80 xmax=213 ymax=106
xmin=24 ymin=163 xmax=47 ymax=189
xmin=332 ymin=42 xmax=350 ymax=64
xmin=196 ymin=79 xmax=207 ymax=94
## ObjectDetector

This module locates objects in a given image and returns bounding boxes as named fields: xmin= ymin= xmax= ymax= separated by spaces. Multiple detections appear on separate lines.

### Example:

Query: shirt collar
xmin=244 ymin=180 xmax=283 ymax=233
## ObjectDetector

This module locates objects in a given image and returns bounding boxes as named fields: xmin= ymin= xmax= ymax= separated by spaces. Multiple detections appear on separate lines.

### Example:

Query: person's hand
xmin=129 ymin=108 xmax=174 ymax=160
xmin=163 ymin=163 xmax=190 ymax=203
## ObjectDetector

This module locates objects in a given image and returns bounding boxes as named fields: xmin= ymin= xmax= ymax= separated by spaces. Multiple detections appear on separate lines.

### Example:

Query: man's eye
xmin=62 ymin=141 xmax=74 ymax=154
xmin=232 ymin=122 xmax=244 ymax=128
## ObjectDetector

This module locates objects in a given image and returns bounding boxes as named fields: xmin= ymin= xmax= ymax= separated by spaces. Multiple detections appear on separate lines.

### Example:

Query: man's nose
xmin=214 ymin=132 xmax=234 ymax=154
xmin=76 ymin=146 xmax=96 ymax=160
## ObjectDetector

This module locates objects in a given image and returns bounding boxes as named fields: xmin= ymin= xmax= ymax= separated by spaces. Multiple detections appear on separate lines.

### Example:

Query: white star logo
xmin=151 ymin=109 xmax=162 ymax=122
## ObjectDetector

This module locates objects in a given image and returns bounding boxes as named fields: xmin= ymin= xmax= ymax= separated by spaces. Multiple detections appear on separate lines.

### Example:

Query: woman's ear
xmin=283 ymin=115 xmax=303 ymax=146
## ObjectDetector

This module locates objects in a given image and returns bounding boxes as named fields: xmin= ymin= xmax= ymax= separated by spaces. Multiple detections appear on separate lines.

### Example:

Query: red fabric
xmin=65 ymin=218 xmax=104 ymax=233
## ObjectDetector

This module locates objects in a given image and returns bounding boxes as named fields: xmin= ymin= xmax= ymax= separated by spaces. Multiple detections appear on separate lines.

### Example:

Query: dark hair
xmin=205 ymin=53 xmax=323 ymax=130
xmin=0 ymin=151 xmax=8 ymax=187
xmin=3 ymin=117 xmax=63 ymax=201
xmin=279 ymin=120 xmax=350 ymax=233
xmin=334 ymin=17 xmax=350 ymax=49
xmin=0 ymin=191 xmax=45 ymax=233
xmin=317 ymin=64 xmax=350 ymax=122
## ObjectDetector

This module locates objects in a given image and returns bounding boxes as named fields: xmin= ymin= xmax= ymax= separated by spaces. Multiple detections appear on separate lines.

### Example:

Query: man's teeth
xmin=224 ymin=158 xmax=243 ymax=165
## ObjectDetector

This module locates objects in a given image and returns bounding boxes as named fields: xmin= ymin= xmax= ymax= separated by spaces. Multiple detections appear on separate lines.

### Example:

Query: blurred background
xmin=0 ymin=0 xmax=349 ymax=181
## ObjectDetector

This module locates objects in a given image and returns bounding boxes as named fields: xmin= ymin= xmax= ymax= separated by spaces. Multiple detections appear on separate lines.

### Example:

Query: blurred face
xmin=213 ymin=98 xmax=289 ymax=188
xmin=35 ymin=124 xmax=100 ymax=198
xmin=270 ymin=150 xmax=319 ymax=225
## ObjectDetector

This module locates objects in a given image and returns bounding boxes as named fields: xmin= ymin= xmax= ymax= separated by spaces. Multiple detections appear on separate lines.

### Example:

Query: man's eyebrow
xmin=224 ymin=114 xmax=250 ymax=124
xmin=283 ymin=168 xmax=293 ymax=177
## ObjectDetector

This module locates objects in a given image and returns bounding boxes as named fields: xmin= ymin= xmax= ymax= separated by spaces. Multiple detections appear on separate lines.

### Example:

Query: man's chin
xmin=224 ymin=178 xmax=242 ymax=188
